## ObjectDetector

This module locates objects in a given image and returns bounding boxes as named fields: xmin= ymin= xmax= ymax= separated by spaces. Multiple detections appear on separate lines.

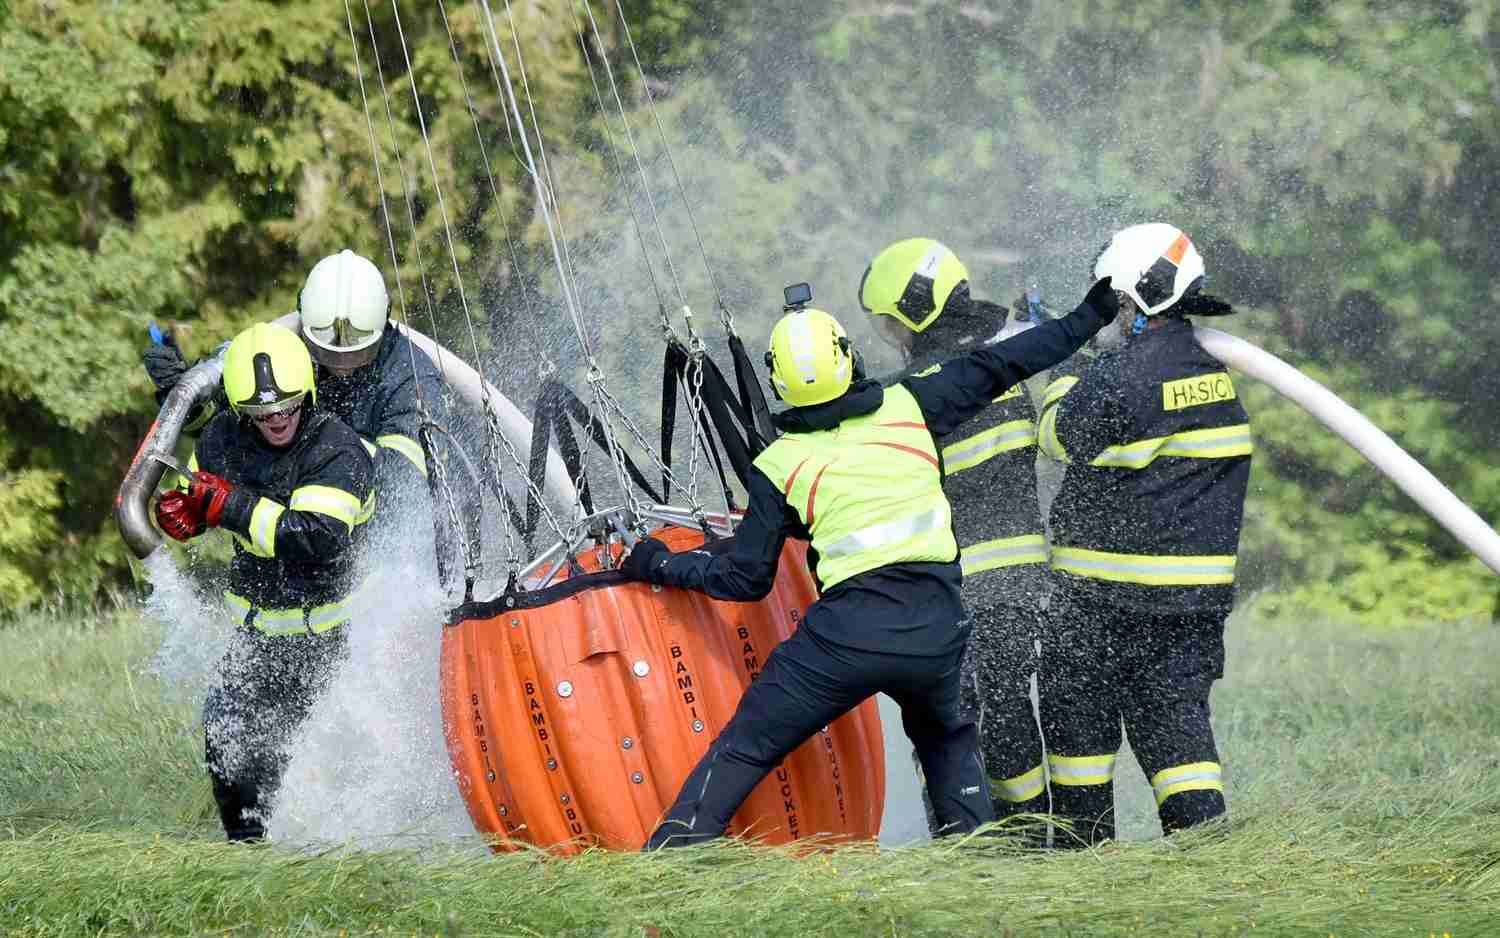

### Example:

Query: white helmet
xmin=1092 ymin=223 xmax=1205 ymax=316
xmin=299 ymin=249 xmax=389 ymax=370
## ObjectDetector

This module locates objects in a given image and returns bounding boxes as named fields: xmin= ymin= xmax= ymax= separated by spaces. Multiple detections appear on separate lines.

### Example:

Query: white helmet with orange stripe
xmin=1093 ymin=223 xmax=1205 ymax=317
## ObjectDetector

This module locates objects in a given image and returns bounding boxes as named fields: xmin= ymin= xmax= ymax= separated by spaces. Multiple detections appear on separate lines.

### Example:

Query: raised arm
xmin=904 ymin=278 xmax=1119 ymax=436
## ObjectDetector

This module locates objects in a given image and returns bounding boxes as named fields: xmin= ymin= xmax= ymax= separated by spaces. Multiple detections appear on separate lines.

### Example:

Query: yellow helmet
xmin=764 ymin=308 xmax=855 ymax=407
xmin=222 ymin=323 xmax=317 ymax=417
xmin=858 ymin=238 xmax=970 ymax=333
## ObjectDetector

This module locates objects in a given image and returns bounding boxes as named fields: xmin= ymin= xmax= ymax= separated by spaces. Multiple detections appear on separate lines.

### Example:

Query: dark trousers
xmin=203 ymin=627 xmax=346 ymax=841
xmin=1038 ymin=589 xmax=1227 ymax=845
xmin=646 ymin=625 xmax=994 ymax=848
xmin=961 ymin=600 xmax=1046 ymax=820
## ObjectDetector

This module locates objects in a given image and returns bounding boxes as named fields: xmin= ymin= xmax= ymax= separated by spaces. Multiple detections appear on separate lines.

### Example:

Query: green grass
xmin=2 ymin=607 xmax=1498 ymax=936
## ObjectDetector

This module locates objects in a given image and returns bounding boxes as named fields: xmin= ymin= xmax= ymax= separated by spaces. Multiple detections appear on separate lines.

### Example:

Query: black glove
xmin=1082 ymin=276 xmax=1119 ymax=323
xmin=143 ymin=332 xmax=188 ymax=397
xmin=621 ymin=537 xmax=672 ymax=582
xmin=1174 ymin=293 xmax=1236 ymax=317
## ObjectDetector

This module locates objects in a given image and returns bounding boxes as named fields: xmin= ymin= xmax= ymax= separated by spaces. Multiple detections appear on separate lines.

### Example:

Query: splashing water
xmin=266 ymin=534 xmax=479 ymax=849
xmin=145 ymin=519 xmax=480 ymax=849
xmin=144 ymin=548 xmax=234 ymax=703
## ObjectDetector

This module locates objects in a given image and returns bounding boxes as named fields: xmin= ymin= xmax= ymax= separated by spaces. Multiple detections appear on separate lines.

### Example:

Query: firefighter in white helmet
xmin=1036 ymin=223 xmax=1248 ymax=845
xmin=143 ymin=250 xmax=446 ymax=553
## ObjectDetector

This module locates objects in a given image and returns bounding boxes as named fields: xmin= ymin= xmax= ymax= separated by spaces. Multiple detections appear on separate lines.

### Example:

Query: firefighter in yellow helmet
xmin=1037 ymin=223 xmax=1248 ymax=845
xmin=860 ymin=238 xmax=1050 ymax=829
xmin=143 ymin=251 xmax=445 ymax=551
xmin=154 ymin=322 xmax=374 ymax=841
xmin=620 ymin=278 xmax=1118 ymax=848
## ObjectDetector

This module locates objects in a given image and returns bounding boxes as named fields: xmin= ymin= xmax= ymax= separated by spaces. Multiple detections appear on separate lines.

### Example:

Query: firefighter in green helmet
xmin=619 ymin=276 xmax=1119 ymax=849
xmin=859 ymin=238 xmax=1051 ymax=830
xmin=154 ymin=322 xmax=374 ymax=841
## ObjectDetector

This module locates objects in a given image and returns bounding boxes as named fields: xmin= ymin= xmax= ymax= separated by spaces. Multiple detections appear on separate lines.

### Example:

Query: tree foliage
xmin=601 ymin=0 xmax=1500 ymax=624
xmin=1 ymin=0 xmax=1497 ymax=622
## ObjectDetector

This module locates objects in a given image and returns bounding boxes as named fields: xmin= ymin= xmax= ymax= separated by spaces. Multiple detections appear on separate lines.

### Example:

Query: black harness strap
xmin=728 ymin=332 xmax=775 ymax=455
xmin=660 ymin=342 xmax=687 ymax=500
xmin=527 ymin=380 xmax=594 ymax=544
xmin=545 ymin=378 xmax=665 ymax=506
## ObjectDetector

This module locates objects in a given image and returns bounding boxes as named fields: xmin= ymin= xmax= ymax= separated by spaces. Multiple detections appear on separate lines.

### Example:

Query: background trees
xmin=3 ymin=0 xmax=1497 ymax=622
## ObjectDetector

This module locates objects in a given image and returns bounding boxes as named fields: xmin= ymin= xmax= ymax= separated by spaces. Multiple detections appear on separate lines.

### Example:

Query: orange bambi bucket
xmin=440 ymin=524 xmax=886 ymax=852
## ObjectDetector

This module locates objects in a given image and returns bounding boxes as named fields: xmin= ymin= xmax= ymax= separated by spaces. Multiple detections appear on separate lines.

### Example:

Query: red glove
xmin=187 ymin=471 xmax=235 ymax=528
xmin=155 ymin=490 xmax=204 ymax=541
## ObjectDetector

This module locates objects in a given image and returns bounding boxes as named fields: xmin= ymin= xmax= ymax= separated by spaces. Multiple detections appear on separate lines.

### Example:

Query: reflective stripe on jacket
xmin=1039 ymin=318 xmax=1251 ymax=611
xmin=193 ymin=408 xmax=374 ymax=616
xmin=893 ymin=301 xmax=1051 ymax=597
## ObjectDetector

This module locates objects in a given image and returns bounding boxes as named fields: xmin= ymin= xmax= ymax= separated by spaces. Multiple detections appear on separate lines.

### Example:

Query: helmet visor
xmin=307 ymin=316 xmax=380 ymax=352
xmin=307 ymin=339 xmax=380 ymax=372
xmin=237 ymin=390 xmax=308 ymax=419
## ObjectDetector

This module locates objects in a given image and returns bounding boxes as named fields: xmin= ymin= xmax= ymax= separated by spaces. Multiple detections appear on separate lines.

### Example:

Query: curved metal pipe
xmin=115 ymin=358 xmax=225 ymax=558
xmin=1195 ymin=326 xmax=1500 ymax=576
xmin=117 ymin=319 xmax=580 ymax=559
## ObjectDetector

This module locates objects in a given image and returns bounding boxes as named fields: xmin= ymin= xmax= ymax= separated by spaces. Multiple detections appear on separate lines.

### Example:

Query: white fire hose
xmin=1193 ymin=326 xmax=1500 ymax=576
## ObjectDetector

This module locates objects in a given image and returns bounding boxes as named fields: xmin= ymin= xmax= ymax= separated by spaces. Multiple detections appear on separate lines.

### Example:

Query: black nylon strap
xmin=728 ymin=332 xmax=775 ymax=454
xmin=551 ymin=379 xmax=665 ymax=505
xmin=694 ymin=354 xmax=755 ymax=496
xmin=660 ymin=342 xmax=688 ymax=499
xmin=526 ymin=381 xmax=595 ymax=543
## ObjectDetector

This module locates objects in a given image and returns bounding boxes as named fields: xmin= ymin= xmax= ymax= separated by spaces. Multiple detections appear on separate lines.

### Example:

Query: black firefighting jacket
xmin=892 ymin=299 xmax=1048 ymax=609
xmin=1039 ymin=317 xmax=1252 ymax=613
xmin=316 ymin=323 xmax=444 ymax=501
xmin=190 ymin=407 xmax=374 ymax=631
xmin=640 ymin=295 xmax=1112 ymax=656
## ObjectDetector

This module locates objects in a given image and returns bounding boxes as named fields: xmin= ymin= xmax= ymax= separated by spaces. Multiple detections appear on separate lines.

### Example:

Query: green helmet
xmin=858 ymin=238 xmax=970 ymax=333
xmin=765 ymin=308 xmax=855 ymax=407
xmin=222 ymin=323 xmax=316 ymax=417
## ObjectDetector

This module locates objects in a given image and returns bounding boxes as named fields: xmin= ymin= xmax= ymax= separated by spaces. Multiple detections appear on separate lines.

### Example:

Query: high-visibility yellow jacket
xmin=753 ymin=384 xmax=957 ymax=590
xmin=642 ymin=295 xmax=1113 ymax=655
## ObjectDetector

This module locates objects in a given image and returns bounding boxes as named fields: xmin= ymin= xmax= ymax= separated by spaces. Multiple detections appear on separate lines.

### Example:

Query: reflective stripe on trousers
xmin=960 ymin=534 xmax=1048 ymax=576
xmin=224 ymin=591 xmax=353 ymax=637
xmin=1151 ymin=761 xmax=1223 ymax=805
xmin=1048 ymin=752 xmax=1117 ymax=786
xmin=819 ymin=505 xmax=949 ymax=559
xmin=1051 ymin=547 xmax=1236 ymax=586
xmin=991 ymin=764 xmax=1045 ymax=803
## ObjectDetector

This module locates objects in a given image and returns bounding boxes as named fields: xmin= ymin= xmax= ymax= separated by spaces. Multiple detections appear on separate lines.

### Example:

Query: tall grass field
xmin=2 ymin=606 xmax=1497 ymax=936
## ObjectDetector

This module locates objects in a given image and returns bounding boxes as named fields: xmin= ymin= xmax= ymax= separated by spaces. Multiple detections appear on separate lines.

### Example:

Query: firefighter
xmin=1036 ymin=223 xmax=1249 ymax=845
xmin=154 ymin=322 xmax=374 ymax=841
xmin=858 ymin=238 xmax=1049 ymax=826
xmin=143 ymin=250 xmax=444 ymax=543
xmin=620 ymin=277 xmax=1118 ymax=848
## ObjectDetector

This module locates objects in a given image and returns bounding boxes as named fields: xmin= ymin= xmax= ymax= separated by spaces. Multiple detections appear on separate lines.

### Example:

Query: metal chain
xmin=482 ymin=404 xmax=572 ymax=548
xmin=590 ymin=378 xmax=708 ymax=526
